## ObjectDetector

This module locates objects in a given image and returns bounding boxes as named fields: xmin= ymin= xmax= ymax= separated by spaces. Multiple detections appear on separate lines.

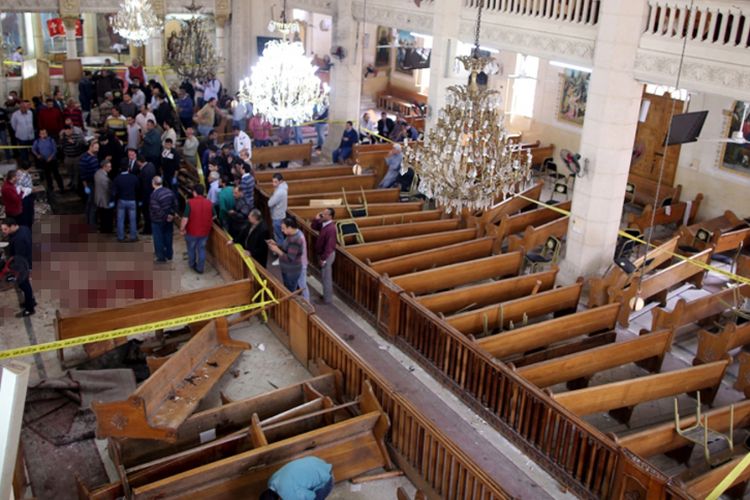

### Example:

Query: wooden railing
xmin=465 ymin=0 xmax=601 ymax=26
xmin=644 ymin=0 xmax=750 ymax=49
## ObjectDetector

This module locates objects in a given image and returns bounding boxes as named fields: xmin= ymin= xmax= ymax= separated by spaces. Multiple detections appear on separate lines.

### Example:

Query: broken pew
xmin=345 ymin=210 xmax=443 ymax=229
xmin=287 ymin=188 xmax=400 ymax=206
xmin=626 ymin=174 xmax=682 ymax=209
xmin=651 ymin=285 xmax=749 ymax=332
xmin=473 ymin=182 xmax=544 ymax=232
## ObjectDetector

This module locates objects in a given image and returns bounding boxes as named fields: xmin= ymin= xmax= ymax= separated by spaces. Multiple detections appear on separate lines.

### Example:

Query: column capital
xmin=59 ymin=0 xmax=81 ymax=18
xmin=61 ymin=16 xmax=78 ymax=31
xmin=215 ymin=0 xmax=231 ymax=26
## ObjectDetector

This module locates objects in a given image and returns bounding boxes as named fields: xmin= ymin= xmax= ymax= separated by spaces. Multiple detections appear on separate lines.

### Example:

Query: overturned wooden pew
xmin=92 ymin=318 xmax=250 ymax=441
xmin=676 ymin=210 xmax=747 ymax=251
xmin=553 ymin=360 xmax=730 ymax=423
xmin=476 ymin=303 xmax=622 ymax=360
xmin=471 ymin=182 xmax=544 ymax=233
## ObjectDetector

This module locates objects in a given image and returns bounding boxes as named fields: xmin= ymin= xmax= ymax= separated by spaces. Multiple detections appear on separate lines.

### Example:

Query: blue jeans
xmin=297 ymin=265 xmax=309 ymax=300
xmin=197 ymin=124 xmax=213 ymax=137
xmin=116 ymin=199 xmax=137 ymax=241
xmin=232 ymin=119 xmax=246 ymax=132
xmin=185 ymin=234 xmax=208 ymax=273
xmin=152 ymin=220 xmax=174 ymax=261
xmin=294 ymin=126 xmax=304 ymax=144
xmin=314 ymin=476 xmax=334 ymax=500
xmin=272 ymin=219 xmax=284 ymax=246
xmin=0 ymin=129 xmax=11 ymax=160
xmin=17 ymin=139 xmax=33 ymax=165
xmin=314 ymin=123 xmax=327 ymax=149
xmin=332 ymin=147 xmax=352 ymax=164
xmin=282 ymin=270 xmax=300 ymax=293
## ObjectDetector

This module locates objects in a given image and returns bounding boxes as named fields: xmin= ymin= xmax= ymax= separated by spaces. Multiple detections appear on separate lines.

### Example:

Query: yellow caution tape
xmin=0 ymin=145 xmax=32 ymax=149
xmin=516 ymin=194 xmax=750 ymax=286
xmin=707 ymin=451 xmax=750 ymax=500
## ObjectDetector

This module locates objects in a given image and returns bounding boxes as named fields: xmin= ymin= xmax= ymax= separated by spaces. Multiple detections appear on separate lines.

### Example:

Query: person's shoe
xmin=16 ymin=309 xmax=35 ymax=317
xmin=271 ymin=259 xmax=280 ymax=266
xmin=154 ymin=258 xmax=167 ymax=263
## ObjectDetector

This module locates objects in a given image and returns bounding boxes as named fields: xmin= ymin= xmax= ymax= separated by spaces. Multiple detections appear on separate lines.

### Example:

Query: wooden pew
xmin=616 ymin=400 xmax=750 ymax=460
xmin=352 ymin=209 xmax=443 ymax=229
xmin=553 ymin=360 xmax=729 ymax=421
xmin=651 ymin=285 xmax=749 ymax=332
xmin=626 ymin=194 xmax=703 ymax=234
xmin=507 ymin=216 xmax=570 ymax=254
xmin=476 ymin=303 xmax=622 ymax=359
xmin=447 ymin=281 xmax=583 ymax=337
xmin=587 ymin=236 xmax=679 ymax=308
xmin=357 ymin=219 xmax=461 ymax=244
xmin=258 ymin=174 xmax=377 ymax=196
xmin=710 ymin=225 xmax=750 ymax=254
xmin=490 ymin=200 xmax=571 ymax=251
xmin=683 ymin=454 xmax=750 ymax=499
xmin=345 ymin=228 xmax=477 ymax=263
xmin=55 ymin=280 xmax=254 ymax=363
xmin=474 ymin=182 xmax=544 ymax=230
xmin=676 ymin=210 xmax=746 ymax=250
xmin=516 ymin=329 xmax=673 ymax=389
xmin=370 ymin=237 xmax=494 ymax=277
xmin=254 ymin=165 xmax=350 ymax=183
xmin=92 ymin=318 xmax=250 ymax=441
xmin=390 ymin=253 xmax=524 ymax=296
xmin=524 ymin=143 xmax=555 ymax=167
xmin=353 ymin=143 xmax=393 ymax=156
xmin=626 ymin=174 xmax=682 ymax=208
xmin=417 ymin=268 xmax=558 ymax=316
xmin=700 ymin=322 xmax=750 ymax=366
xmin=352 ymin=150 xmax=389 ymax=182
xmin=610 ymin=248 xmax=713 ymax=327
xmin=287 ymin=188 xmax=400 ymax=206
xmin=289 ymin=201 xmax=424 ymax=220
xmin=251 ymin=143 xmax=313 ymax=166
xmin=127 ymin=382 xmax=391 ymax=499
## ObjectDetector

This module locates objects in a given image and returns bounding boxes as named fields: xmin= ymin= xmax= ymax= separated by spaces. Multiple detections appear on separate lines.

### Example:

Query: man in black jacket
xmin=160 ymin=138 xmax=181 ymax=191
xmin=377 ymin=112 xmax=395 ymax=142
xmin=112 ymin=165 xmax=139 ymax=242
xmin=136 ymin=156 xmax=157 ymax=235
xmin=232 ymin=209 xmax=270 ymax=267
xmin=149 ymin=176 xmax=178 ymax=262
xmin=1 ymin=217 xmax=35 ymax=316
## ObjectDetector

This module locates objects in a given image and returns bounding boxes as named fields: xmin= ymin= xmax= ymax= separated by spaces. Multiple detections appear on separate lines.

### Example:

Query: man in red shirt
xmin=310 ymin=207 xmax=337 ymax=304
xmin=180 ymin=184 xmax=213 ymax=274
xmin=37 ymin=98 xmax=64 ymax=139
xmin=1 ymin=170 xmax=23 ymax=221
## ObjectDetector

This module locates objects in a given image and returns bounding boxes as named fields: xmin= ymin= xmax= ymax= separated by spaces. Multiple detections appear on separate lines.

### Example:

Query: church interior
xmin=1 ymin=0 xmax=750 ymax=499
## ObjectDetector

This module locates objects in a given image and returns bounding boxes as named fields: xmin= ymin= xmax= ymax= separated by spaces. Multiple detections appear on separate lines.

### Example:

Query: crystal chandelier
xmin=237 ymin=0 xmax=329 ymax=126
xmin=110 ymin=0 xmax=162 ymax=47
xmin=403 ymin=1 xmax=531 ymax=214
xmin=167 ymin=0 xmax=221 ymax=81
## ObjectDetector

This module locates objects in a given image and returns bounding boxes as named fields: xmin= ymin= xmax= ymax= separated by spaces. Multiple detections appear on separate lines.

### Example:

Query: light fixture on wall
xmin=403 ymin=0 xmax=531 ymax=214
xmin=110 ymin=0 xmax=162 ymax=47
xmin=238 ymin=0 xmax=329 ymax=126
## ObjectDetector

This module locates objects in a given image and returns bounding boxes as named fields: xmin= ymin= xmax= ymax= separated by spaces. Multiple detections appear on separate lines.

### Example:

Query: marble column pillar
xmin=82 ymin=13 xmax=97 ymax=56
xmin=559 ymin=0 xmax=649 ymax=283
xmin=215 ymin=17 xmax=227 ymax=84
xmin=229 ymin=0 xmax=260 ymax=93
xmin=325 ymin=0 xmax=362 ymax=154
xmin=425 ymin=0 xmax=463 ymax=132
xmin=62 ymin=18 xmax=78 ymax=59
xmin=31 ymin=14 xmax=45 ymax=59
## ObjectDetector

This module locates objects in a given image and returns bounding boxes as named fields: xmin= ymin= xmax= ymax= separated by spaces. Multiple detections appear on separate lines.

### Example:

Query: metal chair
xmin=524 ymin=236 xmax=562 ymax=273
xmin=336 ymin=219 xmax=364 ymax=246
xmin=343 ymin=187 xmax=368 ymax=218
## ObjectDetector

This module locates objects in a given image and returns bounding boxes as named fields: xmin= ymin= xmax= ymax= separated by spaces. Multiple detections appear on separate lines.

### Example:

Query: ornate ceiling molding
xmin=287 ymin=0 xmax=334 ymax=15
xmin=352 ymin=1 xmax=434 ymax=33
xmin=458 ymin=19 xmax=594 ymax=64
xmin=634 ymin=50 xmax=750 ymax=102
xmin=4 ymin=0 xmax=58 ymax=11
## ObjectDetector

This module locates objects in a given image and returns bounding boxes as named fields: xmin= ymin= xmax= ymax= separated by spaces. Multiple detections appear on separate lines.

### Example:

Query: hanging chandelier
xmin=237 ymin=0 xmax=329 ymax=126
xmin=110 ymin=0 xmax=162 ymax=47
xmin=167 ymin=0 xmax=221 ymax=81
xmin=403 ymin=1 xmax=531 ymax=214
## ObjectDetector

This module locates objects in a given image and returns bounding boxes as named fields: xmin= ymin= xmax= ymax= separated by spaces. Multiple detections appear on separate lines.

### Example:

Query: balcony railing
xmin=464 ymin=0 xmax=600 ymax=26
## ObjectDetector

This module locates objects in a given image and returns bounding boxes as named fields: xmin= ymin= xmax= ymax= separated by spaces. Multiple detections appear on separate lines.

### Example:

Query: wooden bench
xmin=473 ymin=182 xmax=544 ymax=231
xmin=651 ymin=285 xmax=750 ymax=332
xmin=351 ymin=209 xmax=443 ymax=229
xmin=289 ymin=201 xmax=424 ymax=220
xmin=370 ymin=237 xmax=494 ymax=277
xmin=377 ymin=84 xmax=428 ymax=116
xmin=699 ymin=322 xmax=750 ymax=367
xmin=490 ymin=200 xmax=571 ymax=251
xmin=417 ymin=268 xmax=558 ymax=316
xmin=355 ymin=218 xmax=462 ymax=244
xmin=345 ymin=228 xmax=478 ymax=263
xmin=92 ymin=318 xmax=250 ymax=441
xmin=626 ymin=174 xmax=682 ymax=209
xmin=587 ymin=236 xmax=679 ymax=308
xmin=287 ymin=188 xmax=400 ymax=206
xmin=258 ymin=174 xmax=377 ymax=196
xmin=126 ymin=381 xmax=392 ymax=499
xmin=553 ymin=360 xmax=730 ymax=421
xmin=476 ymin=303 xmax=622 ymax=360
xmin=55 ymin=280 xmax=254 ymax=364
xmin=610 ymin=248 xmax=713 ymax=327
xmin=682 ymin=453 xmax=750 ymax=499
xmin=251 ymin=143 xmax=313 ymax=166
xmin=353 ymin=143 xmax=393 ymax=156
xmin=255 ymin=165 xmax=351 ymax=183
xmin=390 ymin=253 xmax=524 ymax=296
xmin=676 ymin=210 xmax=746 ymax=252
xmin=626 ymin=194 xmax=703 ymax=234
xmin=352 ymin=150 xmax=390 ymax=182
xmin=507 ymin=216 xmax=570 ymax=254
xmin=523 ymin=143 xmax=555 ymax=167
xmin=446 ymin=281 xmax=583 ymax=337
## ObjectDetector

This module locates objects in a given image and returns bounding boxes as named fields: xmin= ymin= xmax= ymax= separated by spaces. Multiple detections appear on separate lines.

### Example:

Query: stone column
xmin=559 ymin=0 xmax=649 ymax=282
xmin=31 ymin=14 xmax=45 ymax=59
xmin=325 ymin=0 xmax=363 ymax=153
xmin=228 ymin=0 xmax=260 ymax=93
xmin=425 ymin=0 xmax=463 ymax=132
xmin=214 ymin=0 xmax=231 ymax=84
xmin=146 ymin=0 xmax=165 ymax=68
xmin=62 ymin=18 xmax=78 ymax=59
xmin=82 ymin=12 xmax=97 ymax=56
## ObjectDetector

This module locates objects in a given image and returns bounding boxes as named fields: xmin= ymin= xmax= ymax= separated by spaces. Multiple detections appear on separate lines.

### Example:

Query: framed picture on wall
xmin=558 ymin=69 xmax=590 ymax=126
xmin=720 ymin=101 xmax=750 ymax=175
xmin=396 ymin=29 xmax=415 ymax=75
xmin=375 ymin=26 xmax=392 ymax=68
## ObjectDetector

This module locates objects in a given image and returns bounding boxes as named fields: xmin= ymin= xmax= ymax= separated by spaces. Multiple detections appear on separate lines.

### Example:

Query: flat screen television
xmin=665 ymin=111 xmax=709 ymax=146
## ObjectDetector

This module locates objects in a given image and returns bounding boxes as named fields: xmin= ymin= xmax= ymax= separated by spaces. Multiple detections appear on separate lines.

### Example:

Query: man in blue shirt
xmin=112 ymin=165 xmax=140 ymax=242
xmin=176 ymin=88 xmax=194 ymax=129
xmin=79 ymin=141 xmax=101 ymax=225
xmin=332 ymin=121 xmax=359 ymax=164
xmin=32 ymin=128 xmax=64 ymax=192
xmin=260 ymin=456 xmax=334 ymax=500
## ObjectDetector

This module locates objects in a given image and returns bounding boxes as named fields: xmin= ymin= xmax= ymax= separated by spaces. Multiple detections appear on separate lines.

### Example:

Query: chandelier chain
xmin=473 ymin=0 xmax=483 ymax=55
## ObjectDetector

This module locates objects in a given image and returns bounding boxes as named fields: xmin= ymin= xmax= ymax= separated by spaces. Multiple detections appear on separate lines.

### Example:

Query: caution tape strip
xmin=517 ymin=194 xmax=750 ymax=286
xmin=707 ymin=451 xmax=750 ymax=500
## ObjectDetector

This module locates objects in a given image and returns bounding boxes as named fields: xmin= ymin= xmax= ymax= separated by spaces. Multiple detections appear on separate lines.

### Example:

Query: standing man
xmin=10 ymin=100 xmax=34 ymax=165
xmin=312 ymin=103 xmax=328 ymax=151
xmin=180 ymin=184 xmax=213 ymax=274
xmin=176 ymin=89 xmax=194 ymax=129
xmin=194 ymin=98 xmax=217 ymax=137
xmin=78 ymin=71 xmax=95 ymax=126
xmin=267 ymin=172 xmax=288 ymax=256
xmin=1 ymin=218 xmax=36 ymax=317
xmin=239 ymin=163 xmax=255 ymax=211
xmin=140 ymin=119 xmax=161 ymax=164
xmin=233 ymin=209 xmax=270 ymax=267
xmin=268 ymin=217 xmax=304 ymax=293
xmin=311 ymin=207 xmax=337 ymax=304
xmin=125 ymin=58 xmax=147 ymax=86
xmin=182 ymin=127 xmax=199 ymax=168
xmin=79 ymin=141 xmax=100 ymax=225
xmin=125 ymin=117 xmax=140 ymax=151
xmin=136 ymin=155 xmax=157 ymax=235
xmin=112 ymin=164 xmax=139 ymax=242
xmin=93 ymin=160 xmax=114 ymax=233
xmin=332 ymin=121 xmax=359 ymax=164
xmin=160 ymin=137 xmax=180 ymax=190
xmin=32 ymin=129 xmax=64 ymax=192
xmin=60 ymin=123 xmax=86 ymax=189
xmin=149 ymin=176 xmax=178 ymax=262
xmin=232 ymin=125 xmax=252 ymax=158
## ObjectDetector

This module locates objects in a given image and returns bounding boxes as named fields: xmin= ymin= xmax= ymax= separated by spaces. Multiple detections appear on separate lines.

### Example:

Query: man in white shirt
xmin=126 ymin=116 xmax=140 ymax=150
xmin=207 ymin=171 xmax=221 ymax=205
xmin=11 ymin=101 xmax=35 ymax=164
xmin=135 ymin=105 xmax=156 ymax=131
xmin=202 ymin=76 xmax=221 ymax=103
xmin=131 ymin=87 xmax=146 ymax=110
xmin=232 ymin=98 xmax=248 ymax=131
xmin=232 ymin=125 xmax=253 ymax=158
